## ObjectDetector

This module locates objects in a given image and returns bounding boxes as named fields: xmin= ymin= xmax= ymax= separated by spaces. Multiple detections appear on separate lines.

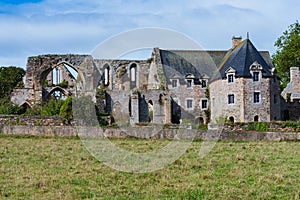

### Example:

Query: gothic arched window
xmin=130 ymin=63 xmax=137 ymax=89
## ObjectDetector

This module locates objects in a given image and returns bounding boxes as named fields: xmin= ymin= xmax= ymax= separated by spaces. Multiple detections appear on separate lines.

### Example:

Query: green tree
xmin=0 ymin=66 xmax=26 ymax=99
xmin=41 ymin=98 xmax=64 ymax=116
xmin=272 ymin=21 xmax=300 ymax=89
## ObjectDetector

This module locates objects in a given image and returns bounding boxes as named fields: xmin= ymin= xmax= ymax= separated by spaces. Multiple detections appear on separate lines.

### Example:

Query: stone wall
xmin=1 ymin=125 xmax=299 ymax=141
xmin=210 ymin=77 xmax=280 ymax=123
xmin=0 ymin=115 xmax=66 ymax=126
xmin=284 ymin=102 xmax=300 ymax=121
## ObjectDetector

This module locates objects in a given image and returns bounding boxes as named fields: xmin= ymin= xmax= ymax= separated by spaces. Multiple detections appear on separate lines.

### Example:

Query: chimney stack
xmin=232 ymin=36 xmax=242 ymax=48
xmin=290 ymin=67 xmax=299 ymax=85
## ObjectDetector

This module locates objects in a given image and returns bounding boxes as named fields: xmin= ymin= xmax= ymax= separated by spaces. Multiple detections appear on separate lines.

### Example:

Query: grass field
xmin=0 ymin=135 xmax=299 ymax=199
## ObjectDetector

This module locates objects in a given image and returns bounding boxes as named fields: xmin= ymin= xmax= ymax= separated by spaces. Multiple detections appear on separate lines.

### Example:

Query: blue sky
xmin=0 ymin=0 xmax=299 ymax=68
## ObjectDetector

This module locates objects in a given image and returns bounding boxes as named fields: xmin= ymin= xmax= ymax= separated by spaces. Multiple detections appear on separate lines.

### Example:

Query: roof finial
xmin=247 ymin=32 xmax=249 ymax=39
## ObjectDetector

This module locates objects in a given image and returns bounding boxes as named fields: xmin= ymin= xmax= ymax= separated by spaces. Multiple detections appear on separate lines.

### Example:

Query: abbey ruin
xmin=11 ymin=37 xmax=300 ymax=125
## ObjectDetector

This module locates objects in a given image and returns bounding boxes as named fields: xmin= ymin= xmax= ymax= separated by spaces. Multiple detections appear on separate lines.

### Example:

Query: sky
xmin=0 ymin=0 xmax=299 ymax=68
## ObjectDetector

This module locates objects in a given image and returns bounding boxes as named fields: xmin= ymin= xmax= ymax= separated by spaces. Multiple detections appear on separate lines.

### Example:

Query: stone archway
xmin=15 ymin=54 xmax=94 ymax=105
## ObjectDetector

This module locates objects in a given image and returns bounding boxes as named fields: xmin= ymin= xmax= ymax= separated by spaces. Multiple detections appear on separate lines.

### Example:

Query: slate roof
xmin=159 ymin=39 xmax=274 ymax=82
xmin=159 ymin=50 xmax=226 ymax=84
xmin=218 ymin=39 xmax=273 ymax=79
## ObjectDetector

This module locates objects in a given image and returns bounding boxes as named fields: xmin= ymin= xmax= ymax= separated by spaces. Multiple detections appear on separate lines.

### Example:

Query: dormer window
xmin=201 ymin=74 xmax=209 ymax=88
xmin=253 ymin=72 xmax=259 ymax=81
xmin=187 ymin=80 xmax=192 ymax=88
xmin=250 ymin=61 xmax=262 ymax=82
xmin=185 ymin=74 xmax=194 ymax=88
xmin=228 ymin=74 xmax=234 ymax=83
xmin=172 ymin=79 xmax=178 ymax=88
xmin=201 ymin=80 xmax=207 ymax=88
xmin=225 ymin=67 xmax=236 ymax=83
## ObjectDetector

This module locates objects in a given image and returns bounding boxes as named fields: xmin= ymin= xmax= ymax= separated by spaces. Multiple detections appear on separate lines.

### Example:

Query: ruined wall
xmin=11 ymin=54 xmax=94 ymax=105
xmin=93 ymin=59 xmax=150 ymax=91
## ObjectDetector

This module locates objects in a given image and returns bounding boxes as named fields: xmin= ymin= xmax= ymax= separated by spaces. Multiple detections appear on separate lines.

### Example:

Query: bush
xmin=59 ymin=97 xmax=73 ymax=124
xmin=198 ymin=123 xmax=208 ymax=130
xmin=281 ymin=121 xmax=297 ymax=128
xmin=0 ymin=98 xmax=25 ymax=115
xmin=41 ymin=98 xmax=64 ymax=116
xmin=255 ymin=122 xmax=269 ymax=131
xmin=247 ymin=122 xmax=269 ymax=131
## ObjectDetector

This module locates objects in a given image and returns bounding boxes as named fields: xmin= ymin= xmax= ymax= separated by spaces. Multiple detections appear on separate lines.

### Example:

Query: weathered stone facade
xmin=210 ymin=77 xmax=281 ymax=123
xmin=210 ymin=38 xmax=281 ymax=123
xmin=11 ymin=36 xmax=288 ymax=125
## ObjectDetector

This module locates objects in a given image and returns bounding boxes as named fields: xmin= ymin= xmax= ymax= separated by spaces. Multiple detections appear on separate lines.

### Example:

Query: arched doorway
xmin=229 ymin=116 xmax=234 ymax=123
xmin=195 ymin=117 xmax=204 ymax=124
xmin=254 ymin=115 xmax=259 ymax=122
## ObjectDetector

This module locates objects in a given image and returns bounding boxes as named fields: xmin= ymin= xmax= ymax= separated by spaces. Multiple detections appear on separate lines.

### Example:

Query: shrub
xmin=255 ymin=122 xmax=269 ymax=131
xmin=247 ymin=122 xmax=269 ymax=131
xmin=281 ymin=121 xmax=297 ymax=128
xmin=198 ymin=123 xmax=208 ymax=130
xmin=59 ymin=97 xmax=73 ymax=124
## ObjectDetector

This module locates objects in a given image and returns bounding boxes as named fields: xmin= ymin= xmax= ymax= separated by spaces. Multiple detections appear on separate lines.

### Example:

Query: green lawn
xmin=0 ymin=135 xmax=299 ymax=199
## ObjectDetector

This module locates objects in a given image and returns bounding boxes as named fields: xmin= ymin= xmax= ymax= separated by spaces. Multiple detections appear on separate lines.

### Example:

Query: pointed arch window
xmin=103 ymin=64 xmax=110 ymax=86
xmin=130 ymin=63 xmax=137 ymax=89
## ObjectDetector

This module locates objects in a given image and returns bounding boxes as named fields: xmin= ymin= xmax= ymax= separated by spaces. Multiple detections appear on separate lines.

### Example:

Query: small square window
xmin=201 ymin=99 xmax=208 ymax=109
xmin=172 ymin=80 xmax=177 ymax=88
xmin=228 ymin=94 xmax=234 ymax=104
xmin=228 ymin=74 xmax=234 ymax=83
xmin=254 ymin=92 xmax=260 ymax=103
xmin=253 ymin=72 xmax=259 ymax=81
xmin=187 ymin=80 xmax=192 ymax=88
xmin=186 ymin=99 xmax=193 ymax=109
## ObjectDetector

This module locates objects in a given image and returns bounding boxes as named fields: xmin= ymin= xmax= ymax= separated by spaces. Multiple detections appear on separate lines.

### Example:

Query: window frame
xmin=186 ymin=79 xmax=193 ymax=88
xmin=228 ymin=94 xmax=235 ymax=104
xmin=228 ymin=74 xmax=234 ymax=83
xmin=201 ymin=80 xmax=207 ymax=88
xmin=186 ymin=99 xmax=194 ymax=109
xmin=171 ymin=79 xmax=178 ymax=88
xmin=254 ymin=92 xmax=260 ymax=104
xmin=253 ymin=72 xmax=259 ymax=82
xmin=201 ymin=99 xmax=208 ymax=110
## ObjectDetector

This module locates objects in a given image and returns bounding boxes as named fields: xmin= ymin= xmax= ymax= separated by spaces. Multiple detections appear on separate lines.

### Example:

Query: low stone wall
xmin=0 ymin=115 xmax=66 ymax=126
xmin=1 ymin=125 xmax=299 ymax=141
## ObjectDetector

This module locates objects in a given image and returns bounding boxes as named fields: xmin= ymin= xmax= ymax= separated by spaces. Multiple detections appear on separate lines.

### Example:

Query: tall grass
xmin=0 ymin=135 xmax=299 ymax=199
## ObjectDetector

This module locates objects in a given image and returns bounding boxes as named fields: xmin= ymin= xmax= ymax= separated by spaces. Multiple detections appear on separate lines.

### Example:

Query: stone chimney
xmin=232 ymin=36 xmax=242 ymax=48
xmin=290 ymin=67 xmax=299 ymax=85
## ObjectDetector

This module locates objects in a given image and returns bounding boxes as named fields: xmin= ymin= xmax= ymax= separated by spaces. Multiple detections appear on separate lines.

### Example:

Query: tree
xmin=272 ymin=21 xmax=300 ymax=89
xmin=0 ymin=66 xmax=26 ymax=99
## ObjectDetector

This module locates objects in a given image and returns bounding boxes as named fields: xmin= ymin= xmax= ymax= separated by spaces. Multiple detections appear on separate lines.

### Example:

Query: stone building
xmin=210 ymin=38 xmax=281 ymax=123
xmin=281 ymin=67 xmax=300 ymax=120
xmin=11 ymin=36 xmax=283 ymax=125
